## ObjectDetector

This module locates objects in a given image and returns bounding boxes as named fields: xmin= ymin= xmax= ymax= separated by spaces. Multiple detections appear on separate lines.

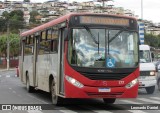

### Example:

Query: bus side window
xmin=24 ymin=36 xmax=34 ymax=55
xmin=44 ymin=41 xmax=51 ymax=54
xmin=52 ymin=27 xmax=58 ymax=39
xmin=50 ymin=27 xmax=59 ymax=53
xmin=41 ymin=30 xmax=47 ymax=40
xmin=39 ymin=41 xmax=51 ymax=54
xmin=47 ymin=28 xmax=52 ymax=40
xmin=51 ymin=40 xmax=58 ymax=53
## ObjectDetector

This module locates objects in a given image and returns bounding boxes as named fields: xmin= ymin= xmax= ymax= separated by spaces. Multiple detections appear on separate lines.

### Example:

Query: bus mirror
xmin=151 ymin=53 xmax=154 ymax=59
xmin=64 ymin=28 xmax=69 ymax=41
xmin=158 ymin=65 xmax=160 ymax=71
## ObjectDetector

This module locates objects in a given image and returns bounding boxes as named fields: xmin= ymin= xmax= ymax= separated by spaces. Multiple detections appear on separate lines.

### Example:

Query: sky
xmin=0 ymin=0 xmax=160 ymax=23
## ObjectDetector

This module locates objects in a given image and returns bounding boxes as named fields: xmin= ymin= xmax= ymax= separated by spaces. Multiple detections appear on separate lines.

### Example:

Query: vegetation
xmin=144 ymin=33 xmax=160 ymax=48
xmin=0 ymin=10 xmax=24 ymax=33
xmin=29 ymin=11 xmax=40 ymax=24
xmin=0 ymin=34 xmax=20 ymax=59
xmin=0 ymin=10 xmax=41 ymax=62
xmin=24 ymin=0 xmax=30 ymax=2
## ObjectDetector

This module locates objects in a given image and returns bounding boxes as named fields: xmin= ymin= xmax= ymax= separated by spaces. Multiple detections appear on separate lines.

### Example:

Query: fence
xmin=0 ymin=58 xmax=18 ymax=69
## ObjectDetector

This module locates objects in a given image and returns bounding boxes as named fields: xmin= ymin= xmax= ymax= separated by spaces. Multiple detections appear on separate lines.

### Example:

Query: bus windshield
xmin=140 ymin=50 xmax=151 ymax=63
xmin=68 ymin=28 xmax=139 ymax=68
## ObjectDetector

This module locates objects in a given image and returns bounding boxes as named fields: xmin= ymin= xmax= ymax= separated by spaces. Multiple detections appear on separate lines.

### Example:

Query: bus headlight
xmin=65 ymin=75 xmax=84 ymax=88
xmin=150 ymin=71 xmax=155 ymax=76
xmin=125 ymin=78 xmax=138 ymax=89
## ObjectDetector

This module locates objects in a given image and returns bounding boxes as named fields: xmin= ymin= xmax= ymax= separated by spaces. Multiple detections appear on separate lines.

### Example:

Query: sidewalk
xmin=0 ymin=68 xmax=16 ymax=72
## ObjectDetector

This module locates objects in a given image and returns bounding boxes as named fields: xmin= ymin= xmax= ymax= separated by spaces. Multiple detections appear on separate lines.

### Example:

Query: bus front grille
xmin=80 ymin=72 xmax=129 ymax=80
xmin=140 ymin=71 xmax=150 ymax=76
xmin=87 ymin=92 xmax=123 ymax=98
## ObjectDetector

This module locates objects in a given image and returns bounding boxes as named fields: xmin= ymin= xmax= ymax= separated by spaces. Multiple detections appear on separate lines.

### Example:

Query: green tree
xmin=0 ymin=34 xmax=20 ymax=59
xmin=2 ymin=11 xmax=10 ymax=21
xmin=9 ymin=34 xmax=20 ymax=57
xmin=0 ymin=35 xmax=7 ymax=58
xmin=9 ymin=10 xmax=24 ymax=21
xmin=145 ymin=33 xmax=160 ymax=47
xmin=0 ymin=10 xmax=24 ymax=33
xmin=157 ymin=34 xmax=160 ymax=47
xmin=29 ymin=11 xmax=40 ymax=23
xmin=0 ymin=18 xmax=7 ymax=32
xmin=24 ymin=0 xmax=30 ymax=2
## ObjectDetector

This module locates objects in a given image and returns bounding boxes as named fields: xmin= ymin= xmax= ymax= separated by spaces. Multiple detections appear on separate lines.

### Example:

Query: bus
xmin=19 ymin=13 xmax=139 ymax=105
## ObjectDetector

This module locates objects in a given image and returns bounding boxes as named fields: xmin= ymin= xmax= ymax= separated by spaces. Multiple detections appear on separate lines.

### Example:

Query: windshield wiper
xmin=84 ymin=26 xmax=100 ymax=54
xmin=109 ymin=27 xmax=127 ymax=43
xmin=84 ymin=26 xmax=99 ymax=44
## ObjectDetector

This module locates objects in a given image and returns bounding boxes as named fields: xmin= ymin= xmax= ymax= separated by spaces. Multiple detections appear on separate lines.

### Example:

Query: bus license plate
xmin=139 ymin=76 xmax=146 ymax=79
xmin=98 ymin=88 xmax=111 ymax=92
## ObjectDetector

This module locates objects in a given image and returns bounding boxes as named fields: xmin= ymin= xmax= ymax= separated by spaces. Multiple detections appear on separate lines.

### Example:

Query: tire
xmin=145 ymin=86 xmax=155 ymax=94
xmin=103 ymin=98 xmax=116 ymax=104
xmin=50 ymin=79 xmax=63 ymax=105
xmin=158 ymin=79 xmax=160 ymax=91
xmin=26 ymin=75 xmax=34 ymax=93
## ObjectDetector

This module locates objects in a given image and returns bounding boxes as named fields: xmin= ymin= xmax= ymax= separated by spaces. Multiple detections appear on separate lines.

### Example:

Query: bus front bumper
xmin=65 ymin=80 xmax=139 ymax=98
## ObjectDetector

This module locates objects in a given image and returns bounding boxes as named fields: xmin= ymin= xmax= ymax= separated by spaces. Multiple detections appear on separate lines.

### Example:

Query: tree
xmin=0 ymin=10 xmax=24 ymax=33
xmin=24 ymin=0 xmax=30 ymax=2
xmin=157 ymin=34 xmax=160 ymax=47
xmin=9 ymin=10 xmax=24 ymax=21
xmin=29 ymin=11 xmax=40 ymax=24
xmin=145 ymin=33 xmax=160 ymax=47
xmin=2 ymin=11 xmax=10 ymax=21
xmin=0 ymin=18 xmax=7 ymax=32
xmin=0 ymin=34 xmax=20 ymax=59
xmin=0 ymin=35 xmax=7 ymax=58
xmin=9 ymin=34 xmax=20 ymax=57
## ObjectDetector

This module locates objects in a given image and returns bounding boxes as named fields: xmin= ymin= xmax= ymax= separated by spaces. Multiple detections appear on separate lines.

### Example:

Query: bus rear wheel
xmin=145 ymin=86 xmax=155 ymax=94
xmin=26 ymin=75 xmax=34 ymax=93
xmin=50 ymin=79 xmax=63 ymax=105
xmin=103 ymin=98 xmax=116 ymax=104
xmin=158 ymin=80 xmax=160 ymax=91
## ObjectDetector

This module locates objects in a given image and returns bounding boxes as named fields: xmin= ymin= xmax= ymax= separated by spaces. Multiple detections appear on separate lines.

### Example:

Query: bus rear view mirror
xmin=64 ymin=28 xmax=70 ymax=41
xmin=157 ymin=64 xmax=160 ymax=71
xmin=151 ymin=53 xmax=154 ymax=59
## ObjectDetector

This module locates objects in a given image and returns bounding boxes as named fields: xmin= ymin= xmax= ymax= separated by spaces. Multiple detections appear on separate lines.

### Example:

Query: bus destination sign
xmin=79 ymin=16 xmax=130 ymax=26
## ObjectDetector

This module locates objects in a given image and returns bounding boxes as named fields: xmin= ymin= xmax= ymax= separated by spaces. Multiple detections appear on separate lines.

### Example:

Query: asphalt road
xmin=0 ymin=70 xmax=160 ymax=113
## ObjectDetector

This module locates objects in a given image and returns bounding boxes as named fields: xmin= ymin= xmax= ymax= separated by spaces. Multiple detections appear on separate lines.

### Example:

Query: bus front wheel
xmin=50 ymin=79 xmax=63 ymax=105
xmin=145 ymin=86 xmax=155 ymax=94
xmin=103 ymin=98 xmax=116 ymax=104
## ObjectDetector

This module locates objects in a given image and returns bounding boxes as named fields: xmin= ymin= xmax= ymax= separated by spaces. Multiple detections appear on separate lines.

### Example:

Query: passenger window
xmin=24 ymin=36 xmax=34 ymax=55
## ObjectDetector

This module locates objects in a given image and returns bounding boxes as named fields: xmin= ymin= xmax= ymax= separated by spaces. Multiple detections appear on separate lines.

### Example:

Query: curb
xmin=0 ymin=68 xmax=16 ymax=72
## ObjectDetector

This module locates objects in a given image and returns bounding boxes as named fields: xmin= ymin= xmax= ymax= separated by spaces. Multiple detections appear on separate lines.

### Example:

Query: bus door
xmin=20 ymin=40 xmax=25 ymax=82
xmin=57 ymin=28 xmax=65 ymax=95
xmin=33 ymin=36 xmax=38 ymax=87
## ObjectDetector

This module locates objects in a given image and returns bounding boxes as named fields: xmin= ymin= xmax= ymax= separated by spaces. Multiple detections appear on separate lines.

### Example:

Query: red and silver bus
xmin=19 ymin=13 xmax=139 ymax=105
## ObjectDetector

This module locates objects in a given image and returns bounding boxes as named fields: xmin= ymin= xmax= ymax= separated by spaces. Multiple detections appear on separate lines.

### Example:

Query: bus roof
xmin=21 ymin=13 xmax=137 ymax=37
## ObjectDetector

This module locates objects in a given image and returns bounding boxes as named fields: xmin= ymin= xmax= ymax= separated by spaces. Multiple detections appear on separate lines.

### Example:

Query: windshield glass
xmin=68 ymin=28 xmax=139 ymax=68
xmin=140 ymin=50 xmax=151 ymax=63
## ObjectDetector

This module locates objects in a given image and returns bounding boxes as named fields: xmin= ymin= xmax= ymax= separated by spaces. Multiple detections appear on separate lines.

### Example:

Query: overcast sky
xmin=1 ymin=0 xmax=160 ymax=23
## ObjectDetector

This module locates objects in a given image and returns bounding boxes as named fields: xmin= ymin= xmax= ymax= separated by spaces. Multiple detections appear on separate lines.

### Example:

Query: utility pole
xmin=141 ymin=0 xmax=143 ymax=19
xmin=98 ymin=0 xmax=112 ymax=13
xmin=7 ymin=22 xmax=10 ymax=70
